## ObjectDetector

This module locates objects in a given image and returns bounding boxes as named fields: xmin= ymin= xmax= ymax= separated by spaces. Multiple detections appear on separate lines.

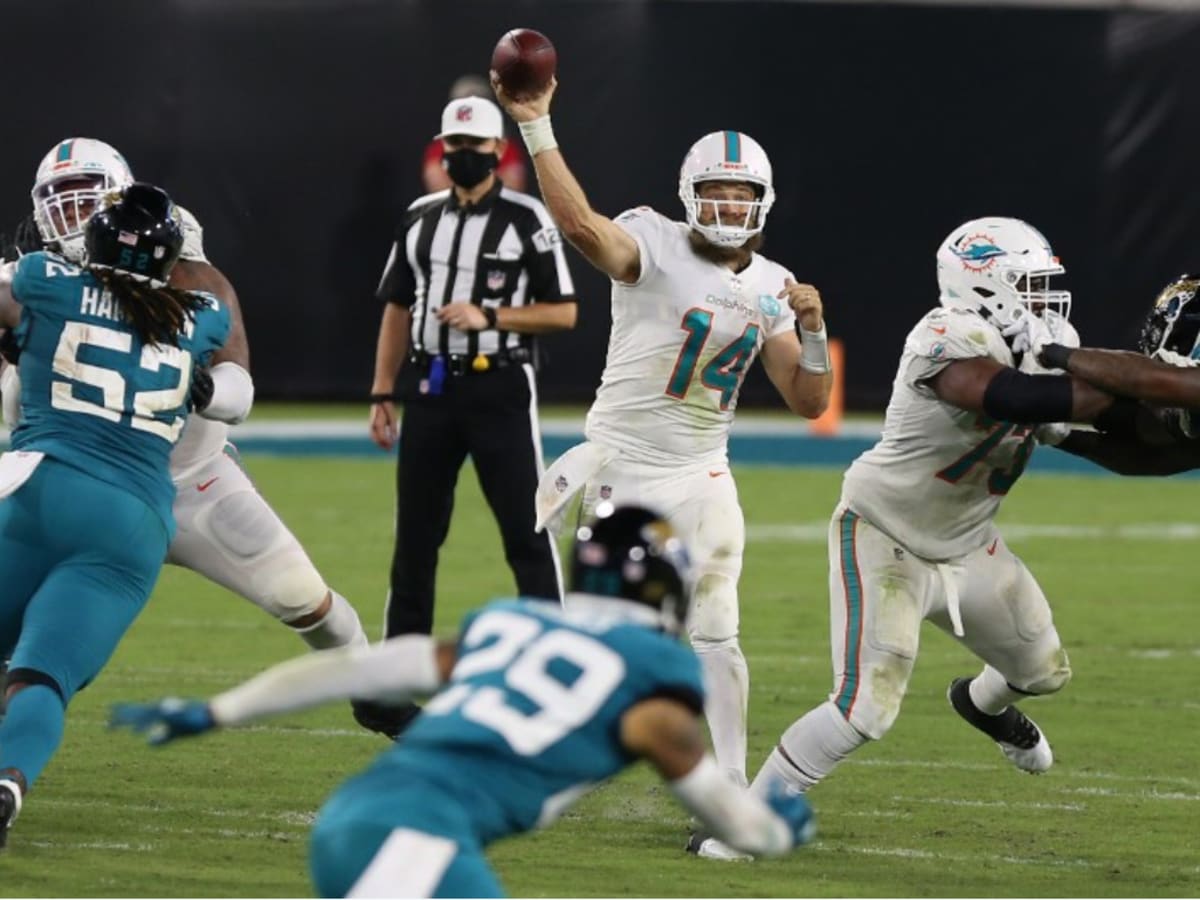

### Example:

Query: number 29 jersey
xmin=382 ymin=599 xmax=705 ymax=845
xmin=585 ymin=208 xmax=796 ymax=467
xmin=841 ymin=306 xmax=1036 ymax=561
xmin=9 ymin=251 xmax=230 ymax=532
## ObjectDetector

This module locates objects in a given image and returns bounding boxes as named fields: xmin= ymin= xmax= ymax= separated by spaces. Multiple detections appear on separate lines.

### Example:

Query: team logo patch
xmin=950 ymin=232 xmax=1006 ymax=272
xmin=486 ymin=270 xmax=507 ymax=291
xmin=758 ymin=294 xmax=781 ymax=316
xmin=455 ymin=104 xmax=473 ymax=122
xmin=554 ymin=474 xmax=568 ymax=493
xmin=928 ymin=342 xmax=946 ymax=359
xmin=599 ymin=484 xmax=612 ymax=500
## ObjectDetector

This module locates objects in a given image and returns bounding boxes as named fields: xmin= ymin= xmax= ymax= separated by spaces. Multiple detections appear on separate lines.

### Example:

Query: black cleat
xmin=948 ymin=677 xmax=1053 ymax=773
xmin=0 ymin=781 xmax=21 ymax=851
xmin=351 ymin=699 xmax=421 ymax=741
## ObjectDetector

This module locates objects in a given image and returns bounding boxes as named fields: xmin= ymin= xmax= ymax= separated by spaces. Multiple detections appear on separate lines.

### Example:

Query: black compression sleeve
xmin=981 ymin=368 xmax=1074 ymax=424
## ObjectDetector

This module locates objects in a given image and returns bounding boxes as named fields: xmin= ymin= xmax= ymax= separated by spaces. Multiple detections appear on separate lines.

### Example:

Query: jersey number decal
xmin=425 ymin=609 xmax=626 ymax=757
xmin=935 ymin=418 xmax=1035 ymax=495
xmin=50 ymin=322 xmax=191 ymax=441
xmin=665 ymin=308 xmax=760 ymax=410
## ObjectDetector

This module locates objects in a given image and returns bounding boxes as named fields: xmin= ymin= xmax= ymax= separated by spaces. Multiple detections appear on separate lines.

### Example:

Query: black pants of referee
xmin=385 ymin=362 xmax=561 ymax=638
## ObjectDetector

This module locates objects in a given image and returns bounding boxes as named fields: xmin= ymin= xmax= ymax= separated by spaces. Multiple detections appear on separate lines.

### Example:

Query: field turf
xmin=1 ymin=457 xmax=1196 ymax=897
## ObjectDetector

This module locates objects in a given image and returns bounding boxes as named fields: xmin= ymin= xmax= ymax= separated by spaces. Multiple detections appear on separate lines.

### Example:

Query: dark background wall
xmin=1 ymin=0 xmax=1196 ymax=408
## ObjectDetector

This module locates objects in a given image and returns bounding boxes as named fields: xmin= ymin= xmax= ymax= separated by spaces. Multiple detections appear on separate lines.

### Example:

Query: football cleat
xmin=351 ymin=699 xmax=421 ymax=741
xmin=948 ymin=677 xmax=1053 ymax=774
xmin=686 ymin=832 xmax=753 ymax=862
xmin=0 ymin=779 xmax=22 ymax=850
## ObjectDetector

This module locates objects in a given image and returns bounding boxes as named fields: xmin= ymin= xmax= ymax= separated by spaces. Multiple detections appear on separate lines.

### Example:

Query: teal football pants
xmin=0 ymin=457 xmax=167 ymax=702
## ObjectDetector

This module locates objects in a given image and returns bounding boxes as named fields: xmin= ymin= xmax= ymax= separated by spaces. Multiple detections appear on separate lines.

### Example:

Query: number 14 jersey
xmin=585 ymin=208 xmax=797 ymax=467
xmin=842 ymin=305 xmax=1036 ymax=561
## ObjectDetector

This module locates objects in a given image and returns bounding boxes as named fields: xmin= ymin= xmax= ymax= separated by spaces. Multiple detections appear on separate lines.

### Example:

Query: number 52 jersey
xmin=841 ymin=306 xmax=1037 ymax=561
xmin=585 ymin=208 xmax=797 ymax=467
xmin=9 ymin=251 xmax=230 ymax=533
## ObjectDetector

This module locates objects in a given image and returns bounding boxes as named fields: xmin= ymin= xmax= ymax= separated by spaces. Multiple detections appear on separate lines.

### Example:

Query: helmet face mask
xmin=31 ymin=138 xmax=134 ymax=263
xmin=936 ymin=218 xmax=1071 ymax=332
xmin=569 ymin=504 xmax=692 ymax=635
xmin=679 ymin=131 xmax=775 ymax=248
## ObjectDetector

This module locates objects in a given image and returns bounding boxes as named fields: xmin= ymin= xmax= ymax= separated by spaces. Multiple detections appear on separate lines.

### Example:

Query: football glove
xmin=110 ymin=698 xmax=216 ymax=745
xmin=763 ymin=780 xmax=817 ymax=848
xmin=190 ymin=367 xmax=214 ymax=413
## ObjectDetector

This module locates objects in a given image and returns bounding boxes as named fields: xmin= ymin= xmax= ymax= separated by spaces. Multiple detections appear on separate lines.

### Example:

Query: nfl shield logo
xmin=486 ymin=270 xmax=506 ymax=292
xmin=599 ymin=485 xmax=612 ymax=500
xmin=554 ymin=474 xmax=568 ymax=493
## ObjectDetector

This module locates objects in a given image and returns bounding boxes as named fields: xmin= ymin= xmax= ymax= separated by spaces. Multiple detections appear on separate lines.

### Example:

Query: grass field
xmin=1 ymin=457 xmax=1197 ymax=897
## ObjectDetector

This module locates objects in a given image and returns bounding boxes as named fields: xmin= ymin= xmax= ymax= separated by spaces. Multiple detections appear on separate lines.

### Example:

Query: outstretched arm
xmin=620 ymin=698 xmax=814 ymax=857
xmin=112 ymin=637 xmax=458 ymax=744
xmin=1040 ymin=344 xmax=1200 ymax=409
xmin=929 ymin=356 xmax=1115 ymax=423
xmin=492 ymin=75 xmax=641 ymax=284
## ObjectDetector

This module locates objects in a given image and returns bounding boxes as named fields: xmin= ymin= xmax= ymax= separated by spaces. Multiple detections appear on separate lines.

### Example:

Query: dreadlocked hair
xmin=89 ymin=267 xmax=207 ymax=348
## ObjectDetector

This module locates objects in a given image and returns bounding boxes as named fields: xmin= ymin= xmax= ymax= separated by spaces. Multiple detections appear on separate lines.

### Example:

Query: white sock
xmin=295 ymin=591 xmax=369 ymax=651
xmin=968 ymin=665 xmax=1023 ymax=715
xmin=692 ymin=637 xmax=749 ymax=786
xmin=751 ymin=701 xmax=867 ymax=796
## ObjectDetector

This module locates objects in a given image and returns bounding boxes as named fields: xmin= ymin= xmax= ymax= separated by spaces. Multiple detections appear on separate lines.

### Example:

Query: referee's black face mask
xmin=443 ymin=148 xmax=499 ymax=189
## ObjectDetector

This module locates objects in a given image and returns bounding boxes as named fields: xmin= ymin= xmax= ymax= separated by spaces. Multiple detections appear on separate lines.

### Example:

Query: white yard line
xmin=847 ymin=757 xmax=1200 ymax=788
xmin=811 ymin=843 xmax=1100 ymax=870
xmin=747 ymin=521 xmax=1200 ymax=542
xmin=890 ymin=794 xmax=1086 ymax=812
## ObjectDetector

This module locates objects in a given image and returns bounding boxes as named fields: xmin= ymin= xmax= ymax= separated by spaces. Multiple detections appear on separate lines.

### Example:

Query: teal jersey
xmin=9 ymin=251 xmax=230 ymax=531
xmin=378 ymin=598 xmax=705 ymax=845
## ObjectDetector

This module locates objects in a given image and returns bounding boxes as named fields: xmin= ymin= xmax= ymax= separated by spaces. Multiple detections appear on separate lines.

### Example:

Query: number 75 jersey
xmin=9 ymin=251 xmax=230 ymax=532
xmin=584 ymin=208 xmax=797 ymax=467
xmin=841 ymin=306 xmax=1036 ymax=561
xmin=391 ymin=599 xmax=705 ymax=845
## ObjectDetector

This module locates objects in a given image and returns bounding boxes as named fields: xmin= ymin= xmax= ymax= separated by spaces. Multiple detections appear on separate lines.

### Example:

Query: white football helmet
xmin=31 ymin=138 xmax=134 ymax=263
xmin=678 ymin=131 xmax=775 ymax=248
xmin=936 ymin=217 xmax=1071 ymax=331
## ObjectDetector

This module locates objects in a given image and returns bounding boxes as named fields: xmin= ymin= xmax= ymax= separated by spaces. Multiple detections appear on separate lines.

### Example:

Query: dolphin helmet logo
xmin=950 ymin=232 xmax=1007 ymax=272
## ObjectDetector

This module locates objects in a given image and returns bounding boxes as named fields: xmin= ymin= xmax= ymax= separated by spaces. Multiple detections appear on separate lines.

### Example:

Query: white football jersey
xmin=168 ymin=205 xmax=229 ymax=482
xmin=842 ymin=305 xmax=1037 ymax=561
xmin=585 ymin=208 xmax=796 ymax=466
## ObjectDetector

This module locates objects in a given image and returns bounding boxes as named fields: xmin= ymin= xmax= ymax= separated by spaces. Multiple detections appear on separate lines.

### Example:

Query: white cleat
xmin=687 ymin=834 xmax=753 ymax=861
xmin=998 ymin=722 xmax=1053 ymax=774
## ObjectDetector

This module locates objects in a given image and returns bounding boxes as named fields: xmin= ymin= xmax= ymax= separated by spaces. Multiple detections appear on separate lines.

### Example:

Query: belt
xmin=409 ymin=347 xmax=531 ymax=376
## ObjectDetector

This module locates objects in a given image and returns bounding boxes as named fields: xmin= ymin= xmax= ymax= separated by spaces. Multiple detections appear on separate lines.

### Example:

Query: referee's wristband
xmin=519 ymin=116 xmax=559 ymax=156
xmin=369 ymin=392 xmax=394 ymax=403
xmin=482 ymin=306 xmax=498 ymax=330
xmin=795 ymin=322 xmax=832 ymax=375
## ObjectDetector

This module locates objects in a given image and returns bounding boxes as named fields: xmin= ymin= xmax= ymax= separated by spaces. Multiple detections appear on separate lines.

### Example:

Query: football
xmin=491 ymin=28 xmax=557 ymax=98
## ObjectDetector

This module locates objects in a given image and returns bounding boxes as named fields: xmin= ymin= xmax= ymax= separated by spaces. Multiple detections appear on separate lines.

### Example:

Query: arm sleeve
xmin=209 ymin=636 xmax=442 ymax=727
xmin=612 ymin=207 xmax=667 ymax=287
xmin=523 ymin=200 xmax=575 ymax=302
xmin=375 ymin=227 xmax=417 ymax=307
xmin=669 ymin=755 xmax=793 ymax=857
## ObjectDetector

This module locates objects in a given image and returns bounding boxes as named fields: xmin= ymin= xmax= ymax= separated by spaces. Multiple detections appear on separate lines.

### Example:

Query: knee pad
xmin=1016 ymin=647 xmax=1072 ymax=696
xmin=687 ymin=572 xmax=739 ymax=642
xmin=203 ymin=492 xmax=328 ymax=621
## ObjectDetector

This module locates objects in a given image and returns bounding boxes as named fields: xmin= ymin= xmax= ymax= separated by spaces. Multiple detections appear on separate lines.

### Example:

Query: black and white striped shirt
xmin=376 ymin=180 xmax=575 ymax=358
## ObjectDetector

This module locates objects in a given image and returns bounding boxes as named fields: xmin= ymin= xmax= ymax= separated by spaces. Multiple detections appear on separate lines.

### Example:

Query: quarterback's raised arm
xmin=760 ymin=279 xmax=833 ymax=418
xmin=111 ymin=637 xmax=458 ymax=744
xmin=492 ymin=75 xmax=641 ymax=285
xmin=620 ymin=697 xmax=814 ymax=858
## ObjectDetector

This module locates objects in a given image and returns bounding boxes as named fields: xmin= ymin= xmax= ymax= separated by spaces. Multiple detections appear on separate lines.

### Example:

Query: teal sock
xmin=0 ymin=686 xmax=66 ymax=789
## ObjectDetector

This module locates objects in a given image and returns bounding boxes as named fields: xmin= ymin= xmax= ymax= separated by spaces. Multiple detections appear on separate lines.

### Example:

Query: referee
xmin=359 ymin=96 xmax=577 ymax=738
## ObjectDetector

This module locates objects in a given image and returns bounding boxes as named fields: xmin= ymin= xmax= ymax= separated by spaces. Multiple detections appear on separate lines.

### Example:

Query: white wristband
xmin=798 ymin=323 xmax=831 ymax=375
xmin=519 ymin=115 xmax=559 ymax=156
